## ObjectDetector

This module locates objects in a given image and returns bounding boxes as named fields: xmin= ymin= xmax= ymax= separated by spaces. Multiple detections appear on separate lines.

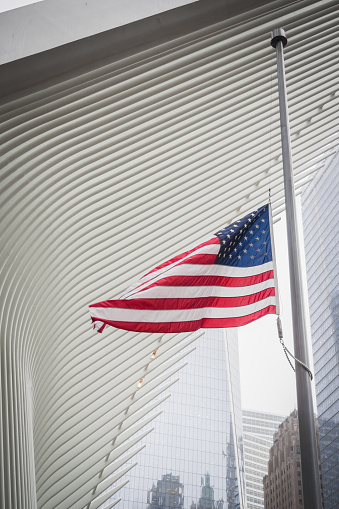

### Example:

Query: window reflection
xmin=302 ymin=155 xmax=339 ymax=509
xmin=101 ymin=330 xmax=246 ymax=508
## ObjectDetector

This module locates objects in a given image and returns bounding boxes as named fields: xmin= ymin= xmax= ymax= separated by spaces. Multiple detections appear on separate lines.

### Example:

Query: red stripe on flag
xmin=135 ymin=270 xmax=274 ymax=292
xmin=142 ymin=237 xmax=219 ymax=277
xmin=177 ymin=253 xmax=217 ymax=265
xmin=91 ymin=288 xmax=275 ymax=310
xmin=91 ymin=306 xmax=276 ymax=333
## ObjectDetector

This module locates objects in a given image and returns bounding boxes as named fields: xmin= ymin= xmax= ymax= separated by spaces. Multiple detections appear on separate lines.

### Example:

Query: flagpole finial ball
xmin=271 ymin=28 xmax=287 ymax=48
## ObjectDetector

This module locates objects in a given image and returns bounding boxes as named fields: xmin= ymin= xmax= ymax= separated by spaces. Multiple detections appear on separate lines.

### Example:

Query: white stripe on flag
xmin=91 ymin=296 xmax=276 ymax=323
xmin=139 ymin=260 xmax=273 ymax=282
xmin=123 ymin=261 xmax=274 ymax=298
xmin=135 ymin=278 xmax=275 ymax=299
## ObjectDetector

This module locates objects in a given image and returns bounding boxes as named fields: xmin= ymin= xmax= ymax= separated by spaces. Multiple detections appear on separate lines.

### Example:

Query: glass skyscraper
xmin=101 ymin=329 xmax=246 ymax=509
xmin=242 ymin=410 xmax=286 ymax=509
xmin=302 ymin=149 xmax=339 ymax=509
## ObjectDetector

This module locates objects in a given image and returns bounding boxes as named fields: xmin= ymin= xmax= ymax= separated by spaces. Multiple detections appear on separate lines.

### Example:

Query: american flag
xmin=89 ymin=204 xmax=278 ymax=333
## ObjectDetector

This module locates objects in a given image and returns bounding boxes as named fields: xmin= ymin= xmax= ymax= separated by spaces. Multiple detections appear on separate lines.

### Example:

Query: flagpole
xmin=270 ymin=28 xmax=322 ymax=509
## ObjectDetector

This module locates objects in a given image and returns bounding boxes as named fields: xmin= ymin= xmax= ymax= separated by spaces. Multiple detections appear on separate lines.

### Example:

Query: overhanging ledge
xmin=1 ymin=0 xmax=275 ymax=99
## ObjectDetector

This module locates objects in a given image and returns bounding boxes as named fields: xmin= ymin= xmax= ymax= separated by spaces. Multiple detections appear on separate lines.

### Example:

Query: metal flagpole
xmin=270 ymin=28 xmax=322 ymax=509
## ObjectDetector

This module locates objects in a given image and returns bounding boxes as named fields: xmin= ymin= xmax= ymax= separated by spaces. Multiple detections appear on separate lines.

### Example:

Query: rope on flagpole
xmin=269 ymin=192 xmax=312 ymax=380
xmin=277 ymin=316 xmax=313 ymax=380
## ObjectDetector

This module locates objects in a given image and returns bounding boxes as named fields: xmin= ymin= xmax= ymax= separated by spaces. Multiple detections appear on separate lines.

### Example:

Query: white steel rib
xmin=0 ymin=0 xmax=338 ymax=508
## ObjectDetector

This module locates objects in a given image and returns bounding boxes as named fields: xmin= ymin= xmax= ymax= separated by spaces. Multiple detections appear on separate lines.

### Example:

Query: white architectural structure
xmin=0 ymin=1 xmax=338 ymax=508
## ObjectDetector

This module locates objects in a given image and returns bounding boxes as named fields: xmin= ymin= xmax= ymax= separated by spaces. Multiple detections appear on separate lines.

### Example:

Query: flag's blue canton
xmin=214 ymin=205 xmax=272 ymax=267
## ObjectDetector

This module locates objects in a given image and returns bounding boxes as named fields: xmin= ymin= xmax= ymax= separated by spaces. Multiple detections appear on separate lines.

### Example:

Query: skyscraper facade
xmin=242 ymin=410 xmax=286 ymax=509
xmin=302 ymin=149 xmax=339 ymax=509
xmin=101 ymin=329 xmax=246 ymax=508
xmin=263 ymin=410 xmax=322 ymax=509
